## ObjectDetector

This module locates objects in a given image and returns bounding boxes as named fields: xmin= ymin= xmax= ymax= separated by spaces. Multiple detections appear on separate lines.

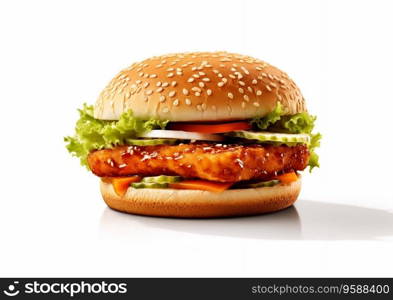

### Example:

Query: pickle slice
xmin=125 ymin=138 xmax=177 ymax=146
xmin=131 ymin=182 xmax=169 ymax=189
xmin=226 ymin=131 xmax=310 ymax=144
xmin=235 ymin=179 xmax=280 ymax=189
xmin=141 ymin=175 xmax=182 ymax=184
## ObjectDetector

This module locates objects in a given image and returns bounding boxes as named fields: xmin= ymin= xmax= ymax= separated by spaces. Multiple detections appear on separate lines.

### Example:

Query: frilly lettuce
xmin=251 ymin=102 xmax=284 ymax=130
xmin=308 ymin=133 xmax=322 ymax=171
xmin=64 ymin=104 xmax=168 ymax=167
xmin=251 ymin=103 xmax=321 ymax=171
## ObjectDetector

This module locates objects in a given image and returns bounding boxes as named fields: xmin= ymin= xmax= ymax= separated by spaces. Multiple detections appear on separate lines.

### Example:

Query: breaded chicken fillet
xmin=88 ymin=143 xmax=309 ymax=182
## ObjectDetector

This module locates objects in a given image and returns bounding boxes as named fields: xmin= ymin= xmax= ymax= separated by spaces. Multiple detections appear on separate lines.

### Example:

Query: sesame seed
xmin=206 ymin=89 xmax=212 ymax=95
xmin=169 ymin=91 xmax=176 ymax=97
xmin=156 ymin=81 xmax=162 ymax=87
xmin=162 ymin=82 xmax=169 ymax=87
xmin=252 ymin=79 xmax=258 ymax=85
xmin=149 ymin=74 xmax=157 ymax=78
xmin=236 ymin=158 xmax=244 ymax=168
xmin=261 ymin=73 xmax=267 ymax=77
xmin=145 ymin=89 xmax=153 ymax=95
xmin=222 ymin=78 xmax=228 ymax=83
xmin=266 ymin=85 xmax=272 ymax=91
xmin=159 ymin=96 xmax=166 ymax=102
xmin=185 ymin=98 xmax=191 ymax=105
xmin=143 ymin=96 xmax=149 ymax=101
xmin=229 ymin=74 xmax=236 ymax=79
xmin=156 ymin=87 xmax=163 ymax=93
xmin=243 ymin=95 xmax=250 ymax=101
xmin=247 ymin=86 xmax=253 ymax=93
xmin=187 ymin=77 xmax=195 ymax=83
xmin=241 ymin=67 xmax=250 ymax=75
xmin=193 ymin=74 xmax=200 ymax=78
xmin=136 ymin=80 xmax=142 ymax=84
xmin=239 ymin=88 xmax=244 ymax=94
xmin=268 ymin=74 xmax=274 ymax=80
xmin=171 ymin=81 xmax=177 ymax=87
xmin=277 ymin=94 xmax=282 ymax=100
xmin=173 ymin=99 xmax=179 ymax=106
xmin=182 ymin=88 xmax=189 ymax=95
xmin=191 ymin=66 xmax=197 ymax=71
xmin=239 ymin=81 xmax=245 ymax=86
xmin=199 ymin=82 xmax=205 ymax=88
xmin=253 ymin=102 xmax=260 ymax=107
xmin=256 ymin=90 xmax=262 ymax=96
xmin=195 ymin=92 xmax=201 ymax=96
xmin=199 ymin=71 xmax=205 ymax=76
xmin=217 ymin=82 xmax=224 ymax=87
xmin=202 ymin=78 xmax=210 ymax=82
xmin=256 ymin=66 xmax=262 ymax=71
xmin=191 ymin=87 xmax=201 ymax=92
xmin=227 ymin=92 xmax=234 ymax=99
xmin=213 ymin=69 xmax=219 ymax=74
xmin=167 ymin=73 xmax=174 ymax=78
xmin=270 ymin=82 xmax=277 ymax=88
xmin=218 ymin=73 xmax=223 ymax=78
xmin=143 ymin=82 xmax=149 ymax=88
xmin=139 ymin=72 xmax=144 ymax=77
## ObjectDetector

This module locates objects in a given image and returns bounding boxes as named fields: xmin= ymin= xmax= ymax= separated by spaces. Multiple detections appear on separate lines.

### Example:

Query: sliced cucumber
xmin=125 ymin=138 xmax=177 ymax=146
xmin=226 ymin=131 xmax=310 ymax=145
xmin=131 ymin=182 xmax=169 ymax=189
xmin=235 ymin=179 xmax=280 ymax=189
xmin=142 ymin=175 xmax=182 ymax=184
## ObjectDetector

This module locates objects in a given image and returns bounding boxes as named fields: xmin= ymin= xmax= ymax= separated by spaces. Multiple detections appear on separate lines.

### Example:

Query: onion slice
xmin=137 ymin=130 xmax=225 ymax=141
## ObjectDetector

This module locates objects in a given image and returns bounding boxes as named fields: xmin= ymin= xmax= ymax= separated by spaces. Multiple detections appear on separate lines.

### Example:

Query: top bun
xmin=94 ymin=52 xmax=307 ymax=122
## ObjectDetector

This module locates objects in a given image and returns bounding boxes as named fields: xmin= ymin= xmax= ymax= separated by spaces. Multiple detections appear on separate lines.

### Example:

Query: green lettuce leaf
xmin=251 ymin=102 xmax=283 ymax=130
xmin=279 ymin=112 xmax=316 ymax=134
xmin=308 ymin=132 xmax=322 ymax=171
xmin=251 ymin=102 xmax=321 ymax=170
xmin=64 ymin=104 xmax=168 ymax=168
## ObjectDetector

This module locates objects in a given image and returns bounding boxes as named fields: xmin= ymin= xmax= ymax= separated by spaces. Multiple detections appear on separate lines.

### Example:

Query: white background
xmin=0 ymin=0 xmax=392 ymax=277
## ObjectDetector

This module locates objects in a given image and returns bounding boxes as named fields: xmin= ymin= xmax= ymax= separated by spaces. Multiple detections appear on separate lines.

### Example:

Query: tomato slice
xmin=275 ymin=172 xmax=298 ymax=184
xmin=168 ymin=121 xmax=251 ymax=134
xmin=169 ymin=180 xmax=233 ymax=192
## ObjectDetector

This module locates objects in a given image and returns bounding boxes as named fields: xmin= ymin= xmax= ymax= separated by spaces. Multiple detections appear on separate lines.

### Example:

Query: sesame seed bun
xmin=100 ymin=178 xmax=301 ymax=218
xmin=94 ymin=51 xmax=306 ymax=122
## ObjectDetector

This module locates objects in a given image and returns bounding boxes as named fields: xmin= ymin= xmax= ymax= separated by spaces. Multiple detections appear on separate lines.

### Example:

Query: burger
xmin=65 ymin=51 xmax=321 ymax=218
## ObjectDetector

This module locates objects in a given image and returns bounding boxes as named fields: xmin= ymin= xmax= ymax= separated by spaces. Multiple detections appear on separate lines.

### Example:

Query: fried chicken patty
xmin=87 ymin=143 xmax=310 ymax=183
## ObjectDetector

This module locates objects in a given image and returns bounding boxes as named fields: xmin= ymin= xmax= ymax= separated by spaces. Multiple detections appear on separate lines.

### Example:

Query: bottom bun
xmin=100 ymin=178 xmax=301 ymax=218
